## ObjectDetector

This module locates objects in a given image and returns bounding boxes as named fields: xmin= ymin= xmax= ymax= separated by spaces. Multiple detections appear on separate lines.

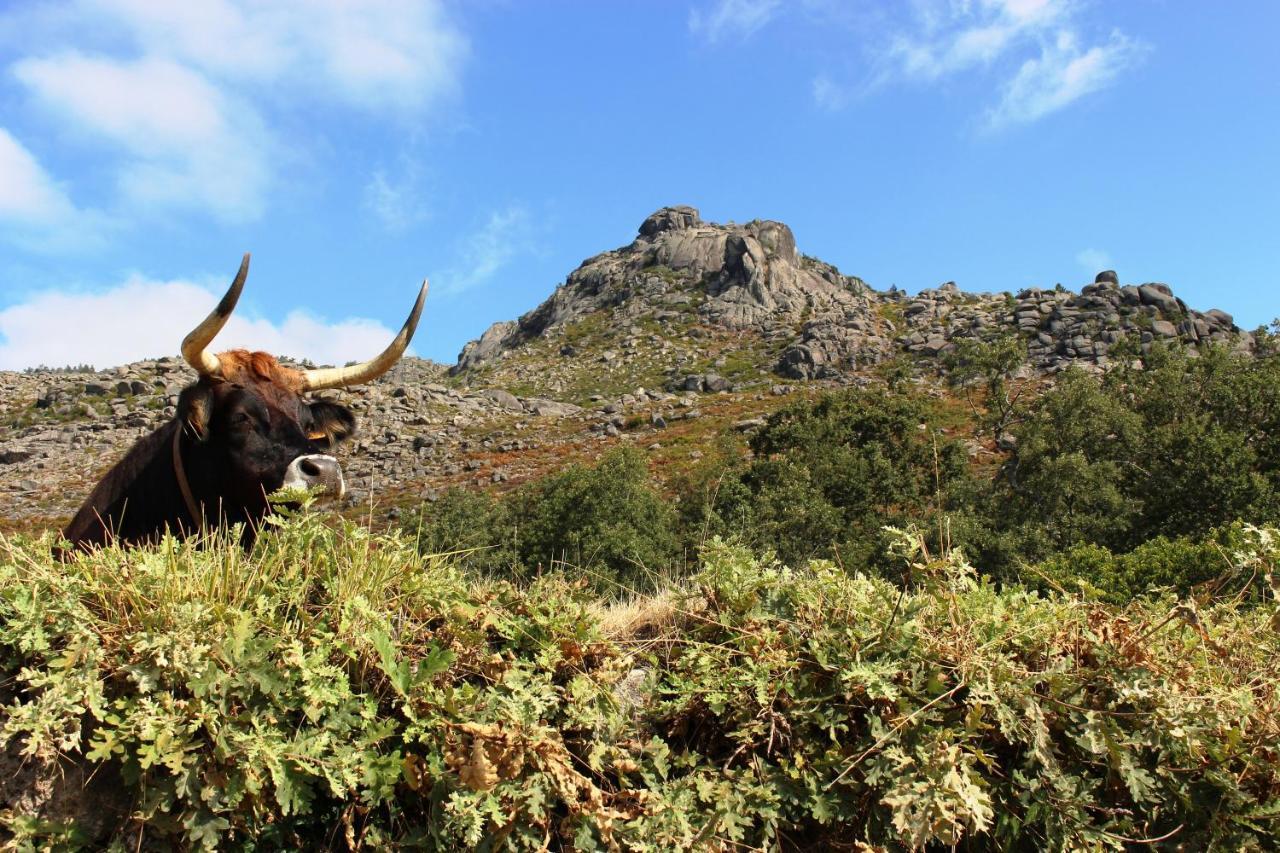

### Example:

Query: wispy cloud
xmin=811 ymin=74 xmax=848 ymax=111
xmin=986 ymin=29 xmax=1146 ymax=129
xmin=1076 ymin=247 xmax=1113 ymax=276
xmin=363 ymin=167 xmax=428 ymax=233
xmin=0 ymin=128 xmax=75 ymax=223
xmin=0 ymin=126 xmax=109 ymax=250
xmin=14 ymin=54 xmax=271 ymax=223
xmin=77 ymin=0 xmax=468 ymax=113
xmin=434 ymin=205 xmax=536 ymax=296
xmin=0 ymin=0 xmax=468 ymax=238
xmin=888 ymin=0 xmax=1069 ymax=80
xmin=817 ymin=0 xmax=1146 ymax=127
xmin=688 ymin=0 xmax=782 ymax=44
xmin=0 ymin=275 xmax=402 ymax=370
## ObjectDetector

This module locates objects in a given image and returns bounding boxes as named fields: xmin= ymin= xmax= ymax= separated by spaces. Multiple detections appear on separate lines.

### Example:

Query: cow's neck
xmin=62 ymin=420 xmax=198 ymax=548
xmin=172 ymin=426 xmax=205 ymax=531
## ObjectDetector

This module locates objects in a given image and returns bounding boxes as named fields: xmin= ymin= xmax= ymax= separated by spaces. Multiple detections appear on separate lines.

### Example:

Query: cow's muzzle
xmin=282 ymin=454 xmax=346 ymax=501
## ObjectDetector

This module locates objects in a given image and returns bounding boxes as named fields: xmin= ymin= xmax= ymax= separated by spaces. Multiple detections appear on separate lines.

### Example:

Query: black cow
xmin=62 ymin=254 xmax=427 ymax=550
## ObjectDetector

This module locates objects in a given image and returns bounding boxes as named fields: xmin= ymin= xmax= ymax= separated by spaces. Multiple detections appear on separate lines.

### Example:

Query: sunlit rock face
xmin=452 ymin=204 xmax=1251 ymax=380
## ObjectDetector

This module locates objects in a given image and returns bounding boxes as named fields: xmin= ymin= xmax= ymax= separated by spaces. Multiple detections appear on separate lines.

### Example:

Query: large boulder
xmin=639 ymin=205 xmax=701 ymax=237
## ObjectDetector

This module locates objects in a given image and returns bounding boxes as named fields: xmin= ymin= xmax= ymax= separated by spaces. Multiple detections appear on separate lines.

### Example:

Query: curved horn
xmin=181 ymin=253 xmax=250 ymax=377
xmin=301 ymin=279 xmax=428 ymax=391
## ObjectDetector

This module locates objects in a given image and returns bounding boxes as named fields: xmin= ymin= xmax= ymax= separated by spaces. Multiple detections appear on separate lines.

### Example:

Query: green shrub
xmin=403 ymin=487 xmax=522 ymax=578
xmin=3 ymin=516 xmax=1277 ymax=849
xmin=1035 ymin=523 xmax=1255 ymax=603
xmin=689 ymin=387 xmax=974 ymax=572
xmin=511 ymin=446 xmax=680 ymax=593
xmin=975 ymin=346 xmax=1280 ymax=579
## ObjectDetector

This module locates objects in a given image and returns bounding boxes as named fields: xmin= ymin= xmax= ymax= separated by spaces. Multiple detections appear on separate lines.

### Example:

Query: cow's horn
xmin=301 ymin=279 xmax=428 ymax=391
xmin=181 ymin=253 xmax=250 ymax=377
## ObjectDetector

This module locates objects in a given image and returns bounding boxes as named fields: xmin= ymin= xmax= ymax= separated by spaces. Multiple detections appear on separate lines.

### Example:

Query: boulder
xmin=479 ymin=389 xmax=523 ymax=411
xmin=639 ymin=205 xmax=701 ymax=237
xmin=526 ymin=399 xmax=583 ymax=418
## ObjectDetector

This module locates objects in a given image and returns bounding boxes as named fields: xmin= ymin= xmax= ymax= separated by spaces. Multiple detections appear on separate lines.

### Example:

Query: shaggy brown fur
xmin=214 ymin=349 xmax=306 ymax=392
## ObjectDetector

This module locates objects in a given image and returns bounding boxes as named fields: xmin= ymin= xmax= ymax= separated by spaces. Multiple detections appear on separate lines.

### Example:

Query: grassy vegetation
xmin=7 ymin=341 xmax=1280 ymax=848
xmin=3 ymin=511 xmax=1277 ymax=850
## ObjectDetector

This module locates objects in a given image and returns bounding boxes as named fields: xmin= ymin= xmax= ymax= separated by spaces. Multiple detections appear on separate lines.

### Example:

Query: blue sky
xmin=1 ymin=0 xmax=1277 ymax=369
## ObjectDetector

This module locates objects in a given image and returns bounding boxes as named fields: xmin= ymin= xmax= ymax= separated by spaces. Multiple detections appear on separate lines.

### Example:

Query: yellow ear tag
xmin=307 ymin=431 xmax=330 ymax=441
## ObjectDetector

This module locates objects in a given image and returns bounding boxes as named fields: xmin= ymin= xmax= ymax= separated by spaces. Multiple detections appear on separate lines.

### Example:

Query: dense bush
xmin=402 ymin=347 xmax=1280 ymax=599
xmin=2 ymin=515 xmax=1278 ymax=849
xmin=404 ymin=487 xmax=521 ymax=577
xmin=512 ymin=446 xmax=679 ymax=591
xmin=405 ymin=447 xmax=680 ymax=594
xmin=684 ymin=388 xmax=973 ymax=572
xmin=1033 ymin=522 xmax=1258 ymax=603
xmin=977 ymin=345 xmax=1280 ymax=577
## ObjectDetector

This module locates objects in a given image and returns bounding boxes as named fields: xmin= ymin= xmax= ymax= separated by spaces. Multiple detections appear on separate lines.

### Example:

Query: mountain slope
xmin=453 ymin=205 xmax=1251 ymax=394
xmin=0 ymin=205 xmax=1258 ymax=531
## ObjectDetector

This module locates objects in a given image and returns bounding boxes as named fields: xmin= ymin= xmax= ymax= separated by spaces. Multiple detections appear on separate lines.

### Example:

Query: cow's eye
xmin=232 ymin=411 xmax=254 ymax=428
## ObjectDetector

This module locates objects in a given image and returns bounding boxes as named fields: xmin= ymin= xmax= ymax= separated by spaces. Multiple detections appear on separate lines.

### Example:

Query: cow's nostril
xmin=300 ymin=458 xmax=322 ymax=478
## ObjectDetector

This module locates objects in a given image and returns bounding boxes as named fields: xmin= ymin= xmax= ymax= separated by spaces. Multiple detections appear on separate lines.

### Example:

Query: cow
xmin=61 ymin=254 xmax=427 ymax=551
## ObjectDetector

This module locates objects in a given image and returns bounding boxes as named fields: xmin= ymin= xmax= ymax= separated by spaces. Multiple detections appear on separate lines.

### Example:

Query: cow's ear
xmin=308 ymin=401 xmax=356 ymax=446
xmin=177 ymin=384 xmax=216 ymax=442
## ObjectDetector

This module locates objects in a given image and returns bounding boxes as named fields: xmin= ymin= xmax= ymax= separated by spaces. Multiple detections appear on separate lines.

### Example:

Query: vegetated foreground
xmin=2 ymin=511 xmax=1278 ymax=850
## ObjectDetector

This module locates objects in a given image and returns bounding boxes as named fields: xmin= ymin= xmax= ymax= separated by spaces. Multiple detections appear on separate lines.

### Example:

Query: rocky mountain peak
xmin=454 ymin=206 xmax=890 ymax=375
xmin=453 ymin=205 xmax=1253 ymax=384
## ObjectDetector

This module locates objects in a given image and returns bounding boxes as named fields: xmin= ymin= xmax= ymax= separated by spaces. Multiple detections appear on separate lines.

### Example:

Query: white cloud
xmin=888 ymin=0 xmax=1068 ymax=80
xmin=363 ymin=168 xmax=428 ymax=232
xmin=13 ymin=53 xmax=271 ymax=223
xmin=689 ymin=0 xmax=782 ymax=43
xmin=0 ymin=126 xmax=110 ymax=250
xmin=0 ymin=277 xmax=402 ymax=370
xmin=0 ymin=128 xmax=75 ymax=223
xmin=852 ymin=0 xmax=1146 ymax=126
xmin=0 ymin=0 xmax=467 ymax=233
xmin=78 ymin=0 xmax=467 ymax=113
xmin=986 ymin=29 xmax=1146 ymax=128
xmin=1076 ymin=247 xmax=1113 ymax=275
xmin=434 ymin=205 xmax=535 ymax=296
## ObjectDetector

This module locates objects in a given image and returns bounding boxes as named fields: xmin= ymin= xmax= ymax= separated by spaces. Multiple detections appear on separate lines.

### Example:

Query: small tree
xmin=944 ymin=334 xmax=1032 ymax=440
xmin=513 ymin=447 xmax=679 ymax=593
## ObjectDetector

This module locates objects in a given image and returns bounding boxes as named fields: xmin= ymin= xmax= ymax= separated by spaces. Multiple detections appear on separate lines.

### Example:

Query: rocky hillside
xmin=0 ymin=205 xmax=1256 ymax=532
xmin=453 ymin=205 xmax=1251 ymax=390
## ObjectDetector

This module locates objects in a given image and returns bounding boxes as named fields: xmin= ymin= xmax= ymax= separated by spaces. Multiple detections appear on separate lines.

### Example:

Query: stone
xmin=1151 ymin=320 xmax=1178 ymax=337
xmin=1205 ymin=308 xmax=1234 ymax=328
xmin=479 ymin=389 xmax=523 ymax=411
xmin=527 ymin=399 xmax=582 ymax=418
xmin=703 ymin=374 xmax=731 ymax=393
xmin=1138 ymin=284 xmax=1180 ymax=315
xmin=638 ymin=205 xmax=701 ymax=237
xmin=1094 ymin=270 xmax=1119 ymax=285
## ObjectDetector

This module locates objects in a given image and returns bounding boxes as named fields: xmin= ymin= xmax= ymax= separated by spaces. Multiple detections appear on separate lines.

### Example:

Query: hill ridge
xmin=453 ymin=204 xmax=1251 ymax=381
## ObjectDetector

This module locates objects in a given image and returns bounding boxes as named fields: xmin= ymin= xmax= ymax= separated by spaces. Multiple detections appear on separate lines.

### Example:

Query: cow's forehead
xmin=215 ymin=349 xmax=306 ymax=392
xmin=207 ymin=349 xmax=313 ymax=418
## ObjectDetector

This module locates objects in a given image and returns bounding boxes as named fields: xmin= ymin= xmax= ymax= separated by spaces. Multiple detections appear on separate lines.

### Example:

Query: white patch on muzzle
xmin=282 ymin=454 xmax=346 ymax=501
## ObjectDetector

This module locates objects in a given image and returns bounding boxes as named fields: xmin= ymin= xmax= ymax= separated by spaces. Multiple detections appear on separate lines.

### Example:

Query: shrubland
xmin=415 ymin=343 xmax=1280 ymax=599
xmin=3 ymin=512 xmax=1278 ymax=849
xmin=6 ymin=342 xmax=1280 ymax=848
